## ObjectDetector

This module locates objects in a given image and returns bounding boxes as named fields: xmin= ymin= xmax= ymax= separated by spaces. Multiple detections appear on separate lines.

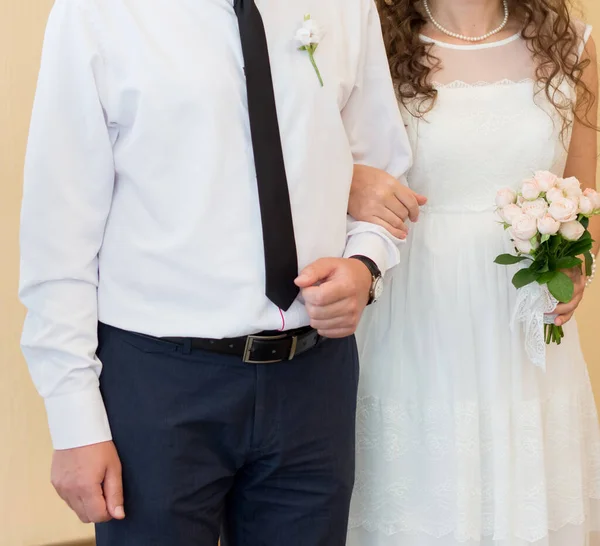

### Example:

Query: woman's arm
xmin=564 ymin=35 xmax=599 ymax=256
xmin=554 ymin=34 xmax=598 ymax=326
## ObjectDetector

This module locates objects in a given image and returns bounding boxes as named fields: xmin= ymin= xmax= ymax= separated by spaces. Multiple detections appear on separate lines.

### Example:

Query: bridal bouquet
xmin=494 ymin=171 xmax=599 ymax=348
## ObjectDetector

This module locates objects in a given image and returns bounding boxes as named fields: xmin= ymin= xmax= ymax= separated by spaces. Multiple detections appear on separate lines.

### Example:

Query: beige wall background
xmin=1 ymin=1 xmax=599 ymax=545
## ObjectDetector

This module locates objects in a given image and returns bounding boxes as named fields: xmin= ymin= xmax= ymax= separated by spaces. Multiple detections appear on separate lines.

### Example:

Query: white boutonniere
xmin=295 ymin=14 xmax=324 ymax=87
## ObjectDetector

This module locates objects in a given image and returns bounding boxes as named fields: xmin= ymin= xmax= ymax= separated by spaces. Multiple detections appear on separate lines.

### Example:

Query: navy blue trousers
xmin=95 ymin=323 xmax=358 ymax=546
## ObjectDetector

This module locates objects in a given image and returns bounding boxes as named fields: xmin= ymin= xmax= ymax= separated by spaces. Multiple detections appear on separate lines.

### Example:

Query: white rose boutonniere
xmin=295 ymin=14 xmax=324 ymax=87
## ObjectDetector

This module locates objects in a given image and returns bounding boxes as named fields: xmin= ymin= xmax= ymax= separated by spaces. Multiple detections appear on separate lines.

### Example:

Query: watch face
xmin=372 ymin=277 xmax=384 ymax=302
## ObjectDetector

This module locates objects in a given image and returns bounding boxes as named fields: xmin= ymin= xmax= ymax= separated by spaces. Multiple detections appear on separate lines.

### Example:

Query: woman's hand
xmin=553 ymin=266 xmax=587 ymax=326
xmin=349 ymin=165 xmax=427 ymax=239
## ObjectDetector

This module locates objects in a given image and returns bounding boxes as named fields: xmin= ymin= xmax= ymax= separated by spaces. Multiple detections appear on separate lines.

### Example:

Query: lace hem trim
xmin=349 ymin=507 xmax=600 ymax=541
xmin=350 ymin=393 xmax=600 ymax=541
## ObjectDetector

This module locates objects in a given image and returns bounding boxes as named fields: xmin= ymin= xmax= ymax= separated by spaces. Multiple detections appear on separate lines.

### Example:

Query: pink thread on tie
xmin=279 ymin=308 xmax=286 ymax=331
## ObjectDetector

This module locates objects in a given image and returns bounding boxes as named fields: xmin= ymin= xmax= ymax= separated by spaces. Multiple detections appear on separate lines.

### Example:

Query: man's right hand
xmin=51 ymin=440 xmax=125 ymax=524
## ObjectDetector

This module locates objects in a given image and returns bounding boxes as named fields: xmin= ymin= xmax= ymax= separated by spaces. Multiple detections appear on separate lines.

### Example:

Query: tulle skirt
xmin=347 ymin=210 xmax=600 ymax=546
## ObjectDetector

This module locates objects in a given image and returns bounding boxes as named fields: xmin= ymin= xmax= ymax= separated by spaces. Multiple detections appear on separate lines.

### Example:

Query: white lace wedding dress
xmin=347 ymin=27 xmax=600 ymax=546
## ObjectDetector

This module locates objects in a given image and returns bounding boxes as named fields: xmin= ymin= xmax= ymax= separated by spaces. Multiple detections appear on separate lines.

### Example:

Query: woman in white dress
xmin=347 ymin=0 xmax=600 ymax=545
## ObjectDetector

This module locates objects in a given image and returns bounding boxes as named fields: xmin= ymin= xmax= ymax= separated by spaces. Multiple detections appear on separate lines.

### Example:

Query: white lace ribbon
xmin=511 ymin=281 xmax=558 ymax=370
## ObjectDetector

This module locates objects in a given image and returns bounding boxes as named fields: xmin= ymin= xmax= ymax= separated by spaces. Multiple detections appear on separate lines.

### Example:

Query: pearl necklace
xmin=423 ymin=0 xmax=510 ymax=43
xmin=586 ymin=253 xmax=597 ymax=288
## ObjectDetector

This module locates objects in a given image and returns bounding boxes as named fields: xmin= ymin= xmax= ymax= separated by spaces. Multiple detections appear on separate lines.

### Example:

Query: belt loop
xmin=181 ymin=339 xmax=192 ymax=355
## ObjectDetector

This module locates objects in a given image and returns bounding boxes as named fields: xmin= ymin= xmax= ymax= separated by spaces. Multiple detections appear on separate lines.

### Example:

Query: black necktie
xmin=234 ymin=0 xmax=300 ymax=311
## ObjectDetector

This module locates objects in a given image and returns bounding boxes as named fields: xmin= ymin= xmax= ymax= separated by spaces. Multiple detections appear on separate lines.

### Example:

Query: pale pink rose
xmin=521 ymin=198 xmax=548 ymax=219
xmin=500 ymin=204 xmax=523 ymax=225
xmin=579 ymin=195 xmax=595 ymax=216
xmin=514 ymin=237 xmax=540 ymax=255
xmin=517 ymin=195 xmax=526 ymax=206
xmin=533 ymin=170 xmax=558 ymax=192
xmin=583 ymin=188 xmax=600 ymax=210
xmin=546 ymin=187 xmax=565 ymax=203
xmin=549 ymin=198 xmax=578 ymax=223
xmin=510 ymin=214 xmax=538 ymax=241
xmin=537 ymin=214 xmax=561 ymax=235
xmin=495 ymin=188 xmax=517 ymax=208
xmin=521 ymin=179 xmax=541 ymax=200
xmin=559 ymin=176 xmax=583 ymax=199
xmin=559 ymin=220 xmax=585 ymax=241
xmin=558 ymin=176 xmax=581 ymax=193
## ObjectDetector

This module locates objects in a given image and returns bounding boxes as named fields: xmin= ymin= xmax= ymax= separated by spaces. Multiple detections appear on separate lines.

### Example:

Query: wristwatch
xmin=350 ymin=255 xmax=384 ymax=305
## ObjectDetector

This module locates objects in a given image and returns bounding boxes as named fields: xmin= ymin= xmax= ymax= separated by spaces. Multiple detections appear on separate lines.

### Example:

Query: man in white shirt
xmin=20 ymin=0 xmax=415 ymax=544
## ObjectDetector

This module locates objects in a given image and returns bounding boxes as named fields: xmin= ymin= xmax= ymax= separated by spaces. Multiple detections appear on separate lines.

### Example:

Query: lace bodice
xmin=403 ymin=28 xmax=592 ymax=213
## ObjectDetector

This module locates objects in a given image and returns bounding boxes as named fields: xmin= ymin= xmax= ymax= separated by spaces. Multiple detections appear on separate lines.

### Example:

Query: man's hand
xmin=51 ymin=440 xmax=125 ymax=524
xmin=295 ymin=258 xmax=372 ymax=338
xmin=553 ymin=266 xmax=587 ymax=326
xmin=349 ymin=165 xmax=427 ymax=239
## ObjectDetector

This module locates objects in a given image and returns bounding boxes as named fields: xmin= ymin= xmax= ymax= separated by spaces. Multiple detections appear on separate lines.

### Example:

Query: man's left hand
xmin=295 ymin=258 xmax=372 ymax=338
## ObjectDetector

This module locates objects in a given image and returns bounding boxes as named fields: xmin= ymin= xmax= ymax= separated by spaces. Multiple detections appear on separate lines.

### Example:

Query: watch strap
xmin=349 ymin=255 xmax=382 ymax=305
xmin=349 ymin=255 xmax=382 ymax=279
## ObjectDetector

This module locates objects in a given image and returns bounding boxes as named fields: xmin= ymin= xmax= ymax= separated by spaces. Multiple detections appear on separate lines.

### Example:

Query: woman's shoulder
xmin=573 ymin=19 xmax=592 ymax=39
xmin=571 ymin=18 xmax=593 ymax=57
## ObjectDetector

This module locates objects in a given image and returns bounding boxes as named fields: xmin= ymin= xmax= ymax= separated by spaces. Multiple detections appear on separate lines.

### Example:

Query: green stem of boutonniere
xmin=307 ymin=48 xmax=324 ymax=87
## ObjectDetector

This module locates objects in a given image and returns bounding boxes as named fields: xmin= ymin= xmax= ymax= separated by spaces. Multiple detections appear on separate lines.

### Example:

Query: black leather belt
xmin=162 ymin=326 xmax=323 ymax=364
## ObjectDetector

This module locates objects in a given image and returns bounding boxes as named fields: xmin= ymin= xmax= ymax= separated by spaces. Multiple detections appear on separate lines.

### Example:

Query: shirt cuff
xmin=343 ymin=230 xmax=399 ymax=274
xmin=45 ymin=388 xmax=112 ymax=450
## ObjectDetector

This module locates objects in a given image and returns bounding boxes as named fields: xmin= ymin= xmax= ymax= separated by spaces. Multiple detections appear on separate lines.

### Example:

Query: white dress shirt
xmin=20 ymin=0 xmax=411 ymax=450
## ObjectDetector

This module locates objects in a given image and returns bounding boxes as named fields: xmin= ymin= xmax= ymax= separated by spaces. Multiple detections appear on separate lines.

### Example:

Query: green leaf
xmin=298 ymin=45 xmax=307 ymax=51
xmin=512 ymin=267 xmax=538 ymax=289
xmin=531 ymin=254 xmax=549 ymax=273
xmin=550 ymin=234 xmax=563 ymax=252
xmin=584 ymin=251 xmax=594 ymax=276
xmin=494 ymin=254 xmax=529 ymax=265
xmin=540 ymin=233 xmax=551 ymax=244
xmin=534 ymin=245 xmax=549 ymax=259
xmin=563 ymin=230 xmax=592 ymax=255
xmin=581 ymin=216 xmax=590 ymax=229
xmin=537 ymin=271 xmax=557 ymax=285
xmin=566 ymin=239 xmax=594 ymax=256
xmin=555 ymin=256 xmax=583 ymax=270
xmin=548 ymin=271 xmax=575 ymax=303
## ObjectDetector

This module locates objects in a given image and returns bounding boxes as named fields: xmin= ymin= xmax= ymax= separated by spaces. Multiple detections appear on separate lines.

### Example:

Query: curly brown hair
xmin=377 ymin=0 xmax=596 ymax=131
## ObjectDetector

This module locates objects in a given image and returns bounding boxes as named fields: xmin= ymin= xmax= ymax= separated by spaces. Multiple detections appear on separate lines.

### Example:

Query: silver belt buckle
xmin=243 ymin=334 xmax=299 ymax=364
